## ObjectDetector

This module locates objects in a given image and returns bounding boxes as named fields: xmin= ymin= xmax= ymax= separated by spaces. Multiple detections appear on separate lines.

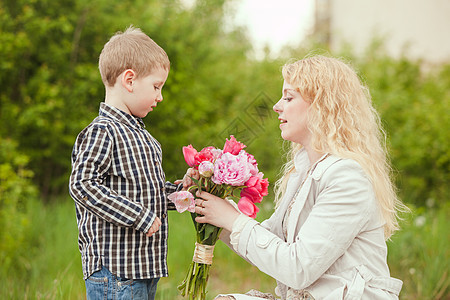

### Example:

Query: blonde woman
xmin=194 ymin=55 xmax=407 ymax=299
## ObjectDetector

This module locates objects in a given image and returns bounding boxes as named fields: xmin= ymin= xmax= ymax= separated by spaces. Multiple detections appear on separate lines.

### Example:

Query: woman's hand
xmin=194 ymin=190 xmax=241 ymax=232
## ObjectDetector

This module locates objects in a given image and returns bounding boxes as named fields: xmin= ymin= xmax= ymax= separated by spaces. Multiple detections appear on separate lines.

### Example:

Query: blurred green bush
xmin=355 ymin=48 xmax=450 ymax=206
xmin=0 ymin=137 xmax=38 ymax=275
xmin=0 ymin=0 xmax=448 ymax=206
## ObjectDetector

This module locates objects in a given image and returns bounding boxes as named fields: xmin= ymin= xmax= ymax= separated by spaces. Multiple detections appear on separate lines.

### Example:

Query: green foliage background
xmin=0 ymin=0 xmax=448 ymax=299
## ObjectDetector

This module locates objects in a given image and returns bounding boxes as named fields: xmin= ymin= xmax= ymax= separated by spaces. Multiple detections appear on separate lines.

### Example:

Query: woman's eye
xmin=282 ymin=97 xmax=293 ymax=101
xmin=154 ymin=86 xmax=160 ymax=90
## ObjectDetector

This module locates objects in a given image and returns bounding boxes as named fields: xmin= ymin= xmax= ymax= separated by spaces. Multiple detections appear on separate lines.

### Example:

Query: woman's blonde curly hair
xmin=274 ymin=55 xmax=408 ymax=239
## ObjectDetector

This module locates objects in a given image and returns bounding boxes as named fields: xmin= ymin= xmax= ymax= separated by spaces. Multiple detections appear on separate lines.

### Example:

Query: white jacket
xmin=221 ymin=150 xmax=403 ymax=299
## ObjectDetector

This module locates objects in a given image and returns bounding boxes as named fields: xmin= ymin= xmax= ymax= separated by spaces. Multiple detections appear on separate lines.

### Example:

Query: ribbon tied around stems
xmin=192 ymin=242 xmax=215 ymax=265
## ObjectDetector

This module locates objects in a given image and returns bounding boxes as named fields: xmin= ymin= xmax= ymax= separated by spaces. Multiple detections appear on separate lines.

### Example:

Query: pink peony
xmin=223 ymin=135 xmax=246 ymax=155
xmin=240 ymin=150 xmax=259 ymax=175
xmin=168 ymin=191 xmax=195 ymax=213
xmin=211 ymin=148 xmax=223 ymax=161
xmin=212 ymin=152 xmax=252 ymax=186
xmin=238 ymin=196 xmax=259 ymax=219
xmin=183 ymin=145 xmax=198 ymax=167
xmin=198 ymin=161 xmax=214 ymax=178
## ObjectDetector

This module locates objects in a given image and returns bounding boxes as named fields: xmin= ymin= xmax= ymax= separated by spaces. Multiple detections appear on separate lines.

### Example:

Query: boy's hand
xmin=146 ymin=217 xmax=161 ymax=237
xmin=175 ymin=168 xmax=200 ymax=191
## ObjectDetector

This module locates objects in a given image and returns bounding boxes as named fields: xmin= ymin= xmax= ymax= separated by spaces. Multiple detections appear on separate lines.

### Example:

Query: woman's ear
xmin=121 ymin=69 xmax=135 ymax=92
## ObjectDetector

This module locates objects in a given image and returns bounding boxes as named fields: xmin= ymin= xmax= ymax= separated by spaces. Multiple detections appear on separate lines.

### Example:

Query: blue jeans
xmin=85 ymin=266 xmax=160 ymax=300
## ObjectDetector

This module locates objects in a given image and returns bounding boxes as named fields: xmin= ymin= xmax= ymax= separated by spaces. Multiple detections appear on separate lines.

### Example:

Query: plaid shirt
xmin=69 ymin=102 xmax=180 ymax=280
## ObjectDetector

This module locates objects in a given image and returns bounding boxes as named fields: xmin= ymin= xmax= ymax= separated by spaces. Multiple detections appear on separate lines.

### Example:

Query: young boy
xmin=69 ymin=26 xmax=187 ymax=299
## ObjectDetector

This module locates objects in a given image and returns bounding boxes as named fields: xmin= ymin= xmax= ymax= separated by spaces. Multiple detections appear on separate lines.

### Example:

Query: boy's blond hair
xmin=99 ymin=26 xmax=170 ymax=87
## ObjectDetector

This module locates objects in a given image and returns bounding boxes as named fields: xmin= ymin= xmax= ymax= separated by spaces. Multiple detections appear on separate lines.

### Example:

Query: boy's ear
xmin=121 ymin=69 xmax=135 ymax=92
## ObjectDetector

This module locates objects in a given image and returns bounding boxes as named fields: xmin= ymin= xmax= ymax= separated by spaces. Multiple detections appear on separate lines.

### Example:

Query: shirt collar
xmin=99 ymin=102 xmax=146 ymax=129
xmin=294 ymin=148 xmax=310 ymax=171
xmin=294 ymin=148 xmax=330 ymax=175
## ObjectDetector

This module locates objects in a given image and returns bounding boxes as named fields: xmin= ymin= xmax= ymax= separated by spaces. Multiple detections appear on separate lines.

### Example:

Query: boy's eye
xmin=154 ymin=86 xmax=160 ymax=90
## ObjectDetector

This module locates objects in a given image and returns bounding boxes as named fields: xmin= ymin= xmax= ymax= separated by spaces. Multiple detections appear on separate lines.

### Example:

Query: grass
xmin=387 ymin=203 xmax=450 ymax=299
xmin=0 ymin=199 xmax=84 ymax=300
xmin=0 ymin=198 xmax=448 ymax=299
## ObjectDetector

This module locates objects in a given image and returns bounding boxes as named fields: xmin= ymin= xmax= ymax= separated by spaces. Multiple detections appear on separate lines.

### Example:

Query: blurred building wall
xmin=315 ymin=0 xmax=450 ymax=63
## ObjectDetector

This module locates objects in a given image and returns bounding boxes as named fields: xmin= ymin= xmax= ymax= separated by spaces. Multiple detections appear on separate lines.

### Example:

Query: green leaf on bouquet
xmin=202 ymin=225 xmax=216 ymax=243
xmin=187 ymin=185 xmax=199 ymax=195
xmin=190 ymin=212 xmax=201 ymax=233
xmin=201 ymin=224 xmax=222 ymax=245
xmin=189 ymin=176 xmax=200 ymax=186
xmin=198 ymin=223 xmax=206 ymax=234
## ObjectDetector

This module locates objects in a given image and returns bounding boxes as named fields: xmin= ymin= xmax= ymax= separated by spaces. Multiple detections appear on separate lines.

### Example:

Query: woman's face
xmin=273 ymin=81 xmax=311 ymax=146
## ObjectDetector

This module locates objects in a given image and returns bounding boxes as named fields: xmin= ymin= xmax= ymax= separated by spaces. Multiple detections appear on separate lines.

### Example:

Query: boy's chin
xmin=137 ymin=109 xmax=152 ymax=117
xmin=133 ymin=112 xmax=149 ymax=118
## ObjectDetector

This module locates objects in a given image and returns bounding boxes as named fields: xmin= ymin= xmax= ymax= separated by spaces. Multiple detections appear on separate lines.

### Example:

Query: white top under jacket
xmin=220 ymin=149 xmax=403 ymax=300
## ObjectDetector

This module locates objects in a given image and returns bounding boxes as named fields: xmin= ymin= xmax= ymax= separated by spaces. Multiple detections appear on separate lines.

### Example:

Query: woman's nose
xmin=273 ymin=99 xmax=283 ymax=113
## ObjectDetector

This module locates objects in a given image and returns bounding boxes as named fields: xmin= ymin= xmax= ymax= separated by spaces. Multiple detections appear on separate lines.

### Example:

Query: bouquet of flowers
xmin=168 ymin=135 xmax=269 ymax=300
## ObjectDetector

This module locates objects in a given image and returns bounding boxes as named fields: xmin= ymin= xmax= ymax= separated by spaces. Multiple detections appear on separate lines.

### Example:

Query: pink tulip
xmin=168 ymin=191 xmax=195 ymax=213
xmin=240 ymin=173 xmax=269 ymax=203
xmin=240 ymin=186 xmax=263 ymax=203
xmin=245 ymin=175 xmax=259 ymax=188
xmin=223 ymin=135 xmax=246 ymax=155
xmin=238 ymin=196 xmax=259 ymax=219
xmin=255 ymin=172 xmax=269 ymax=197
xmin=183 ymin=145 xmax=198 ymax=167
xmin=196 ymin=146 xmax=216 ymax=164
xmin=260 ymin=178 xmax=269 ymax=197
